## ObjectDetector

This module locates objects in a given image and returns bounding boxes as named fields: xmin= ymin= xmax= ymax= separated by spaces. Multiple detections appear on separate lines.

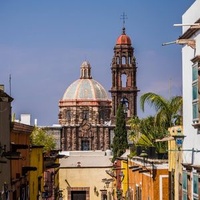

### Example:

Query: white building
xmin=181 ymin=0 xmax=200 ymax=199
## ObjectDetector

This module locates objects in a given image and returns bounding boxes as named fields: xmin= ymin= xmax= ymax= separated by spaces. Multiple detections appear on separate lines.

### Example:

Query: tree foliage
xmin=112 ymin=104 xmax=129 ymax=161
xmin=30 ymin=126 xmax=56 ymax=153
xmin=128 ymin=93 xmax=183 ymax=156
xmin=140 ymin=92 xmax=182 ymax=128
xmin=128 ymin=116 xmax=168 ymax=154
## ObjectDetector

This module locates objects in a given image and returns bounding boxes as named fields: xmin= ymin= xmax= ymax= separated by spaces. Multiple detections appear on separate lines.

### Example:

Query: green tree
xmin=112 ymin=104 xmax=129 ymax=162
xmin=128 ymin=116 xmax=168 ymax=154
xmin=140 ymin=92 xmax=182 ymax=128
xmin=128 ymin=93 xmax=182 ymax=156
xmin=30 ymin=127 xmax=56 ymax=153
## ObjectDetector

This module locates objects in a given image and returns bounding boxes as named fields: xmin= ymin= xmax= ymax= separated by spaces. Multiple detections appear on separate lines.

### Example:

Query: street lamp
xmin=172 ymin=128 xmax=186 ymax=150
xmin=42 ymin=184 xmax=49 ymax=200
xmin=139 ymin=150 xmax=148 ymax=166
xmin=102 ymin=178 xmax=114 ymax=188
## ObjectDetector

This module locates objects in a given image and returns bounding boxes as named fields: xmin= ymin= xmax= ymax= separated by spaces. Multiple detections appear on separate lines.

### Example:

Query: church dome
xmin=62 ymin=61 xmax=109 ymax=100
xmin=116 ymin=27 xmax=131 ymax=45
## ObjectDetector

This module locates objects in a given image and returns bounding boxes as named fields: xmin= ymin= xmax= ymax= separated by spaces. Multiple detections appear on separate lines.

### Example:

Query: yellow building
xmin=29 ymin=145 xmax=44 ymax=200
xmin=168 ymin=126 xmax=183 ymax=200
xmin=59 ymin=150 xmax=113 ymax=200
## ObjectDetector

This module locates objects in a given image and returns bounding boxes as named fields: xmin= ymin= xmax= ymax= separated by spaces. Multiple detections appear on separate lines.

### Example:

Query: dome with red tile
xmin=116 ymin=28 xmax=131 ymax=45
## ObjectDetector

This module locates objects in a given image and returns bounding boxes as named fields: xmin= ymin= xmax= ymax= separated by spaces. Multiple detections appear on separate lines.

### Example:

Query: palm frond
xmin=140 ymin=92 xmax=168 ymax=112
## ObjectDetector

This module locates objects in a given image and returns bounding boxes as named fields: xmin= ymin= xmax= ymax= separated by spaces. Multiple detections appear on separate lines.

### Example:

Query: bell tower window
xmin=122 ymin=56 xmax=126 ymax=64
xmin=121 ymin=74 xmax=127 ymax=87
xmin=117 ymin=57 xmax=120 ymax=64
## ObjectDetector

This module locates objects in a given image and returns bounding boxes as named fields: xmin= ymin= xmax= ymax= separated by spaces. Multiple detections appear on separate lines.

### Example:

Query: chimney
xmin=0 ymin=85 xmax=4 ymax=91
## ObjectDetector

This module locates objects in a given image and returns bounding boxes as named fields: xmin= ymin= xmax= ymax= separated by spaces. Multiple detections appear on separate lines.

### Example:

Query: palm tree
xmin=128 ymin=116 xmax=168 ymax=154
xmin=140 ymin=92 xmax=182 ymax=128
xmin=128 ymin=93 xmax=182 ymax=156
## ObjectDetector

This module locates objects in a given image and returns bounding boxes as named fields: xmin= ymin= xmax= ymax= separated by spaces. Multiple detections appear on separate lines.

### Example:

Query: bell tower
xmin=109 ymin=26 xmax=139 ymax=123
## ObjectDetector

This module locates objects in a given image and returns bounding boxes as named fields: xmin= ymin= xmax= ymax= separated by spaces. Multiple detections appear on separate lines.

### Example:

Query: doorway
xmin=71 ymin=191 xmax=86 ymax=200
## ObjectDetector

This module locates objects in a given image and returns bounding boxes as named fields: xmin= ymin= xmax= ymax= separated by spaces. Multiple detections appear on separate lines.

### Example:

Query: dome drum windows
xmin=82 ymin=110 xmax=89 ymax=120
xmin=65 ymin=110 xmax=71 ymax=120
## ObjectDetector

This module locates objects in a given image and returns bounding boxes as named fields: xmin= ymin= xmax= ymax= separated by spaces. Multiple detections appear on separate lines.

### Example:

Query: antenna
xmin=169 ymin=78 xmax=171 ymax=99
xmin=120 ymin=12 xmax=128 ymax=28
xmin=9 ymin=74 xmax=11 ymax=96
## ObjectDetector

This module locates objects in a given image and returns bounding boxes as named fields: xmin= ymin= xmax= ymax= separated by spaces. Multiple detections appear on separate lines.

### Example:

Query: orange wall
xmin=128 ymin=159 xmax=169 ymax=200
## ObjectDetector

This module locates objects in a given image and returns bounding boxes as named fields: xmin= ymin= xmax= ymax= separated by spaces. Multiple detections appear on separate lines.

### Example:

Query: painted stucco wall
xmin=29 ymin=146 xmax=43 ymax=200
xmin=59 ymin=167 xmax=113 ymax=200
xmin=128 ymin=159 xmax=169 ymax=200
xmin=182 ymin=0 xmax=200 ymax=165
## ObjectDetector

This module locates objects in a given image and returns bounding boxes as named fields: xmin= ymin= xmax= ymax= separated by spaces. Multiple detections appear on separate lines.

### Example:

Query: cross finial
xmin=120 ymin=12 xmax=127 ymax=28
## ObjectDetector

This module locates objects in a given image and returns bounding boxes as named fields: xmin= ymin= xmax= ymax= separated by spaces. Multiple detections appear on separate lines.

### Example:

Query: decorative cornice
xmin=179 ymin=19 xmax=200 ymax=39
xmin=191 ymin=55 xmax=200 ymax=63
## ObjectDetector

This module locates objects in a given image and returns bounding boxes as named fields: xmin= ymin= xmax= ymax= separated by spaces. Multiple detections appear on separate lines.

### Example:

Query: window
xmin=99 ymin=109 xmax=105 ymax=121
xmin=135 ymin=185 xmax=141 ymax=200
xmin=192 ymin=62 xmax=199 ymax=122
xmin=122 ymin=56 xmax=126 ymax=64
xmin=121 ymin=74 xmax=127 ymax=87
xmin=66 ymin=110 xmax=71 ymax=120
xmin=82 ymin=110 xmax=89 ymax=120
xmin=117 ymin=57 xmax=120 ymax=64
xmin=81 ymin=140 xmax=90 ymax=150
xmin=182 ymin=171 xmax=187 ymax=199
xmin=193 ymin=173 xmax=199 ymax=199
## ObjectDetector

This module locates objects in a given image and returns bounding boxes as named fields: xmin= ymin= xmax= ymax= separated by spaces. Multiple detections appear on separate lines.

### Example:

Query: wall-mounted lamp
xmin=0 ymin=144 xmax=6 ymax=154
xmin=102 ymin=178 xmax=114 ymax=188
xmin=132 ymin=167 xmax=142 ymax=172
xmin=116 ymin=189 xmax=123 ymax=200
xmin=22 ymin=166 xmax=37 ymax=176
xmin=0 ymin=143 xmax=23 ymax=160
xmin=173 ymin=128 xmax=186 ymax=150
xmin=119 ymin=171 xmax=125 ymax=182
xmin=139 ymin=150 xmax=148 ymax=166
xmin=42 ymin=184 xmax=49 ymax=200
xmin=2 ymin=151 xmax=22 ymax=160
xmin=105 ymin=169 xmax=116 ymax=178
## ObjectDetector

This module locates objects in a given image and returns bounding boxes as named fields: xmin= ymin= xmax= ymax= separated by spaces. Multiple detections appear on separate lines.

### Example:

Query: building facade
xmin=10 ymin=122 xmax=35 ymax=200
xmin=0 ymin=85 xmax=13 ymax=200
xmin=58 ymin=26 xmax=138 ymax=152
xmin=59 ymin=151 xmax=113 ymax=200
xmin=58 ymin=61 xmax=112 ymax=151
xmin=180 ymin=0 xmax=200 ymax=199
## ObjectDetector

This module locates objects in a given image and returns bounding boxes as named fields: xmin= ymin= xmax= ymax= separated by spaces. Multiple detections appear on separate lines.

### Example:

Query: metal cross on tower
xmin=120 ymin=12 xmax=127 ymax=28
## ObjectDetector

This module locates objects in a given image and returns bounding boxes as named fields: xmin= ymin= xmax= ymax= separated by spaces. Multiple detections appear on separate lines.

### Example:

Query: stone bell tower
xmin=109 ymin=26 xmax=139 ymax=123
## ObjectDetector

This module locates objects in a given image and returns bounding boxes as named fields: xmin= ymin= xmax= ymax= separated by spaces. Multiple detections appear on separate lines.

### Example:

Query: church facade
xmin=58 ymin=27 xmax=138 ymax=151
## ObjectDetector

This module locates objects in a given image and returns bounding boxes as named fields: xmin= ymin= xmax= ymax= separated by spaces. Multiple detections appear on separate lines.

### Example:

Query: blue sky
xmin=0 ymin=1 xmax=194 ymax=125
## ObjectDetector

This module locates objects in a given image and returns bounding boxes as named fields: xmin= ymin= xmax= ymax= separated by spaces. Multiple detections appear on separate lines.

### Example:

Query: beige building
xmin=59 ymin=150 xmax=113 ymax=200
